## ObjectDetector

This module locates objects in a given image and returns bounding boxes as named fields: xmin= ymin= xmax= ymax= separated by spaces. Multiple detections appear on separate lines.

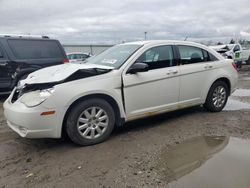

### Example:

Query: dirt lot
xmin=1 ymin=66 xmax=250 ymax=188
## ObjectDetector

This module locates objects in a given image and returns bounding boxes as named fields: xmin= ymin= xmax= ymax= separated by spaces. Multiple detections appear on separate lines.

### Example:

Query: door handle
xmin=0 ymin=62 xmax=7 ymax=67
xmin=172 ymin=70 xmax=178 ymax=74
xmin=204 ymin=65 xmax=213 ymax=69
xmin=166 ymin=70 xmax=178 ymax=75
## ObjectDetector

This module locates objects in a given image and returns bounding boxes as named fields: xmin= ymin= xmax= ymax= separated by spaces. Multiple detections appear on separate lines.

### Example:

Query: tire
xmin=66 ymin=98 xmax=115 ymax=146
xmin=204 ymin=81 xmax=229 ymax=112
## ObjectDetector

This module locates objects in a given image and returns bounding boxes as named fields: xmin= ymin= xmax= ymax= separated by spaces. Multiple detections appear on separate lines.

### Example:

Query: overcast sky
xmin=0 ymin=0 xmax=250 ymax=44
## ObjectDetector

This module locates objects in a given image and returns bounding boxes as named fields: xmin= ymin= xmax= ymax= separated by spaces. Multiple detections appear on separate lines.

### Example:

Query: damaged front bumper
xmin=3 ymin=91 xmax=66 ymax=138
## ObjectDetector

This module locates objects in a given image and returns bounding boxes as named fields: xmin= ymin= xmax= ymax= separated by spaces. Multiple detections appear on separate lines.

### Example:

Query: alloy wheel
xmin=212 ymin=86 xmax=226 ymax=108
xmin=77 ymin=107 xmax=109 ymax=139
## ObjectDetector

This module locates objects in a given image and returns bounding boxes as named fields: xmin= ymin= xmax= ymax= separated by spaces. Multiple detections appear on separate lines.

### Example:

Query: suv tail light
xmin=232 ymin=62 xmax=237 ymax=71
xmin=63 ymin=58 xmax=69 ymax=63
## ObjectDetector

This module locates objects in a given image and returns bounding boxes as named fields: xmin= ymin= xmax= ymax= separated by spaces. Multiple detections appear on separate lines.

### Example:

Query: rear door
xmin=177 ymin=45 xmax=218 ymax=105
xmin=123 ymin=45 xmax=180 ymax=119
xmin=0 ymin=44 xmax=12 ymax=90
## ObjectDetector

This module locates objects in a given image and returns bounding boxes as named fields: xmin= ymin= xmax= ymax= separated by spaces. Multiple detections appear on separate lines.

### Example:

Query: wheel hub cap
xmin=77 ymin=107 xmax=109 ymax=139
xmin=212 ymin=86 xmax=226 ymax=108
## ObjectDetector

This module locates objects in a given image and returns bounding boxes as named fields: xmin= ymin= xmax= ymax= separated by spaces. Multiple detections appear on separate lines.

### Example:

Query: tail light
xmin=232 ymin=62 xmax=237 ymax=70
xmin=63 ymin=58 xmax=69 ymax=63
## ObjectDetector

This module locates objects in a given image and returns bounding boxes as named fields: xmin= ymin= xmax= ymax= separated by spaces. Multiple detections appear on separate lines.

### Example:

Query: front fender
xmin=41 ymin=74 xmax=126 ymax=118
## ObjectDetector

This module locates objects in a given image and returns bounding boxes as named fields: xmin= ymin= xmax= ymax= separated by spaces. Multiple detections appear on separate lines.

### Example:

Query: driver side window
xmin=136 ymin=45 xmax=175 ymax=70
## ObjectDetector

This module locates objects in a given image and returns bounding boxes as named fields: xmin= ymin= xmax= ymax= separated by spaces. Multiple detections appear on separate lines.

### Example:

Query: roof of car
xmin=121 ymin=40 xmax=223 ymax=60
xmin=67 ymin=52 xmax=89 ymax=55
xmin=121 ymin=40 xmax=205 ymax=47
xmin=0 ymin=34 xmax=49 ymax=39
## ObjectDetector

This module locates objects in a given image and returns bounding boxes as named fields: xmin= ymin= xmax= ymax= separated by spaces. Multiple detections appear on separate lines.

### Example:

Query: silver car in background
xmin=67 ymin=52 xmax=91 ymax=62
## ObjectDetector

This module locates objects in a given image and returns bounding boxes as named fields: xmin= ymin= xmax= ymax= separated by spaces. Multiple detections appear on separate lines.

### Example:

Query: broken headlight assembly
xmin=19 ymin=88 xmax=55 ymax=107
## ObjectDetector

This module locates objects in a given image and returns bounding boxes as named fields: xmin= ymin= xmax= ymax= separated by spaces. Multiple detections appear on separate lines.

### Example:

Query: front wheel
xmin=66 ymin=98 xmax=115 ymax=146
xmin=204 ymin=81 xmax=229 ymax=112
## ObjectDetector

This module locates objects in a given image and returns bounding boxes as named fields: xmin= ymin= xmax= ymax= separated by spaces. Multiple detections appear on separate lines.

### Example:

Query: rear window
xmin=8 ymin=39 xmax=64 ymax=59
xmin=209 ymin=53 xmax=218 ymax=61
xmin=178 ymin=45 xmax=204 ymax=64
xmin=178 ymin=45 xmax=219 ymax=64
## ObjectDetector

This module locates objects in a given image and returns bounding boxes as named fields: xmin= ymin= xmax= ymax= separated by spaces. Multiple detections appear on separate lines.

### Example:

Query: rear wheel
xmin=204 ymin=81 xmax=229 ymax=112
xmin=66 ymin=98 xmax=115 ymax=146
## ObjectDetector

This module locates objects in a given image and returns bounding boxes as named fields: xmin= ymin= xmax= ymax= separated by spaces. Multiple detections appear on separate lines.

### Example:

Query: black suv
xmin=0 ymin=35 xmax=68 ymax=94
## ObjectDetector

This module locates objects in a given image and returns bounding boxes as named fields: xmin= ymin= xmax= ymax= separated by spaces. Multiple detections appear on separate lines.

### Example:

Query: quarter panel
xmin=201 ymin=59 xmax=238 ymax=101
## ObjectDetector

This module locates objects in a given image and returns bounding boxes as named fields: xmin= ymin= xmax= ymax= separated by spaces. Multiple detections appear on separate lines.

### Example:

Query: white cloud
xmin=240 ymin=31 xmax=250 ymax=37
xmin=0 ymin=0 xmax=249 ymax=44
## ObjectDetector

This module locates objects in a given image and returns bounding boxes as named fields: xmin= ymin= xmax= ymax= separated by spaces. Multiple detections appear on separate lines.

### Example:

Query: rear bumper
xmin=3 ymin=96 xmax=66 ymax=138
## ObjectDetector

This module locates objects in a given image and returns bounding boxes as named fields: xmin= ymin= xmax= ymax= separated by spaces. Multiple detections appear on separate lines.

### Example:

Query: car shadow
xmin=113 ymin=105 xmax=205 ymax=135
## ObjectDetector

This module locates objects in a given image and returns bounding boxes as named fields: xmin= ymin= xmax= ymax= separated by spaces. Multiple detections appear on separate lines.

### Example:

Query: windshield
xmin=84 ymin=44 xmax=142 ymax=69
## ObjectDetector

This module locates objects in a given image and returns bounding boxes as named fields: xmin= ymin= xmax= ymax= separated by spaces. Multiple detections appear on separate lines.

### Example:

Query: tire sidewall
xmin=205 ymin=81 xmax=229 ymax=112
xmin=66 ymin=98 xmax=115 ymax=146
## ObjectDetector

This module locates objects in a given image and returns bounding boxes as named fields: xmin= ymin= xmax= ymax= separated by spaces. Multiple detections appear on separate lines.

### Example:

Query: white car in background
xmin=4 ymin=40 xmax=238 ymax=146
xmin=67 ymin=52 xmax=91 ymax=62
xmin=225 ymin=44 xmax=250 ymax=64
xmin=210 ymin=43 xmax=250 ymax=64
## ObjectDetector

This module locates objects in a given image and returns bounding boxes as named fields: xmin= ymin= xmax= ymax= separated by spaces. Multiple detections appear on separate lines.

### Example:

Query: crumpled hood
xmin=21 ymin=63 xmax=114 ymax=85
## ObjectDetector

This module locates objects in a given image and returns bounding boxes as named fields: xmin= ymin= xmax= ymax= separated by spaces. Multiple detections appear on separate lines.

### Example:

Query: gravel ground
xmin=0 ymin=65 xmax=250 ymax=188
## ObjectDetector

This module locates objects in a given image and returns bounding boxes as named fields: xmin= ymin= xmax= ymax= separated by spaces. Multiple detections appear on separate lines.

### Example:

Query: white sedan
xmin=4 ymin=40 xmax=238 ymax=146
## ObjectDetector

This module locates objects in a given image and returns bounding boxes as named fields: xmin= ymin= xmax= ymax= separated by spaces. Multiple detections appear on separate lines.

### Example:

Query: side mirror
xmin=127 ymin=62 xmax=149 ymax=74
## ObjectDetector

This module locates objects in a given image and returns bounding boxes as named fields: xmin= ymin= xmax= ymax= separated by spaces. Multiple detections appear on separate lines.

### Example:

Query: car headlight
xmin=19 ymin=88 xmax=55 ymax=107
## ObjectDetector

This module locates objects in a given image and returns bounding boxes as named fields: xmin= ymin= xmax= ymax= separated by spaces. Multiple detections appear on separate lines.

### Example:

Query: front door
xmin=122 ymin=45 xmax=180 ymax=119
